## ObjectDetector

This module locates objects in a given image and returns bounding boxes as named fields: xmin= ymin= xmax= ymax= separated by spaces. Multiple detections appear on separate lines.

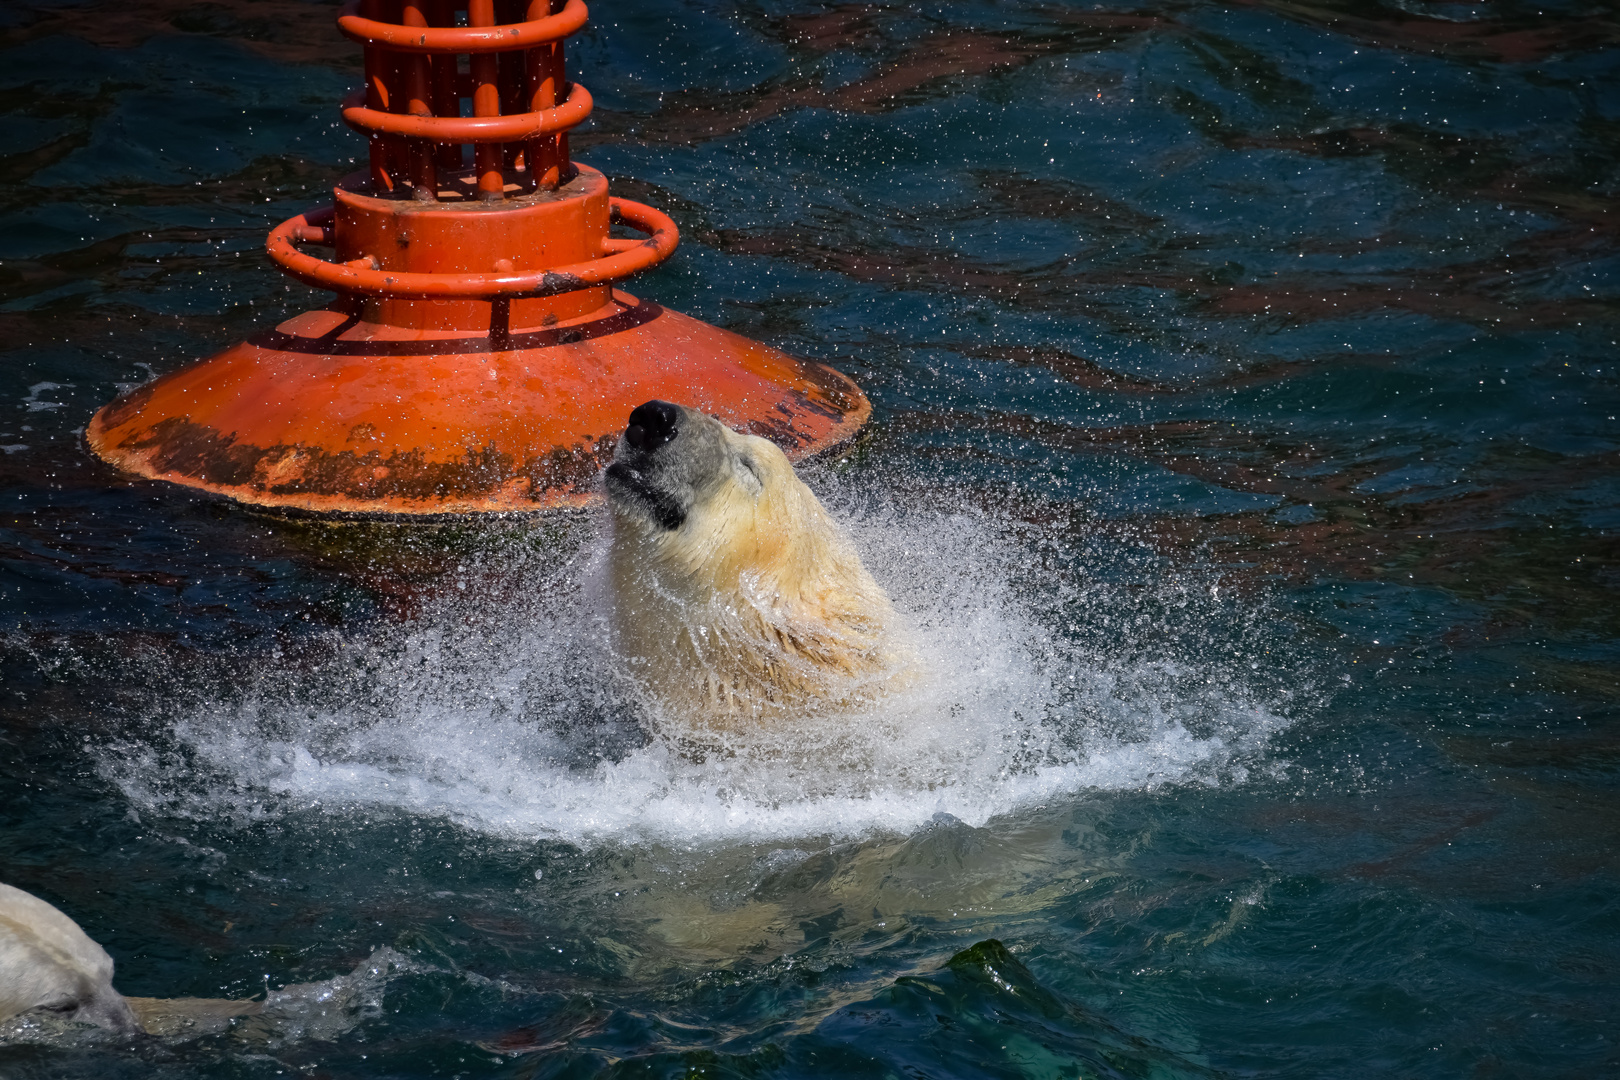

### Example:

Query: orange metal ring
xmin=341 ymin=83 xmax=591 ymax=143
xmin=266 ymin=198 xmax=678 ymax=298
xmin=336 ymin=0 xmax=588 ymax=53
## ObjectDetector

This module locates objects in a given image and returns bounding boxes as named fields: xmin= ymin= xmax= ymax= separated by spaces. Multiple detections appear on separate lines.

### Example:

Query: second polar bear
xmin=0 ymin=880 xmax=387 ymax=1039
xmin=0 ymin=881 xmax=141 ymax=1033
xmin=604 ymin=400 xmax=904 ymax=731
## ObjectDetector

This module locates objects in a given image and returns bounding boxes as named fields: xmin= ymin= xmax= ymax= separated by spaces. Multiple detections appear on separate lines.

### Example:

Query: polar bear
xmin=604 ymin=400 xmax=902 ymax=732
xmin=0 ymin=881 xmax=266 ymax=1037
xmin=0 ymin=881 xmax=141 ymax=1032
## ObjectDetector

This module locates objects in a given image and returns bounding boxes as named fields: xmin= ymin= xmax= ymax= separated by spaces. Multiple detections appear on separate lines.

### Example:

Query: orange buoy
xmin=87 ymin=0 xmax=868 ymax=517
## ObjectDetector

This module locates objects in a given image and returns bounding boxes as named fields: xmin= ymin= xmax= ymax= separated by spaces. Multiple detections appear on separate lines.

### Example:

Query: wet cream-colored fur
xmin=0 ymin=881 xmax=269 ymax=1037
xmin=605 ymin=405 xmax=900 ymax=731
xmin=0 ymin=881 xmax=140 ymax=1032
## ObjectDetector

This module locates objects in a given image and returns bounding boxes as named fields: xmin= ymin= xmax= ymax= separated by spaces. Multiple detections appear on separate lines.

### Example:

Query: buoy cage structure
xmin=87 ymin=0 xmax=869 ymax=516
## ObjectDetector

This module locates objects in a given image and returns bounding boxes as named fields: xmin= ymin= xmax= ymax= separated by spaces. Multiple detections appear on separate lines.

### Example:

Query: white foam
xmin=101 ymin=496 xmax=1301 ymax=848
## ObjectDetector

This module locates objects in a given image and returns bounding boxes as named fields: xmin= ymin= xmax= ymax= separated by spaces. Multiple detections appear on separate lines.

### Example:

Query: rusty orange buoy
xmin=87 ymin=0 xmax=869 ymax=516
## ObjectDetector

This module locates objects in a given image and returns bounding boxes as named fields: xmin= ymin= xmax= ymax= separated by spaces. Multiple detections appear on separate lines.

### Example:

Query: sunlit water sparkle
xmin=100 ymin=501 xmax=1302 ymax=848
xmin=3 ymin=0 xmax=1616 ymax=1074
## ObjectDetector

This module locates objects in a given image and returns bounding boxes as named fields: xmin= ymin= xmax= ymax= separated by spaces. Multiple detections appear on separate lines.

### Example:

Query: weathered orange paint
xmin=267 ymin=173 xmax=675 ymax=319
xmin=85 ymin=0 xmax=869 ymax=516
xmin=87 ymin=294 xmax=869 ymax=516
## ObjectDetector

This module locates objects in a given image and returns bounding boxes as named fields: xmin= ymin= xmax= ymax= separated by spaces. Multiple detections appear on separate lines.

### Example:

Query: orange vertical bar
xmin=468 ymin=0 xmax=503 ymax=199
xmin=428 ymin=0 xmax=459 ymax=172
xmin=497 ymin=0 xmax=524 ymax=175
xmin=552 ymin=1 xmax=571 ymax=184
xmin=361 ymin=0 xmax=396 ymax=192
xmin=525 ymin=0 xmax=562 ymax=189
xmin=400 ymin=0 xmax=437 ymax=199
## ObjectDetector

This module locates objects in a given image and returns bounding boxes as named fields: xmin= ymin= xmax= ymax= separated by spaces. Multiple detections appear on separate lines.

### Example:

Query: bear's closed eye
xmin=733 ymin=455 xmax=764 ymax=495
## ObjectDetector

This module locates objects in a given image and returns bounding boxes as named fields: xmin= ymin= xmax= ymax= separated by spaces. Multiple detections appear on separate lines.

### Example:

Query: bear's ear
xmin=733 ymin=453 xmax=765 ymax=497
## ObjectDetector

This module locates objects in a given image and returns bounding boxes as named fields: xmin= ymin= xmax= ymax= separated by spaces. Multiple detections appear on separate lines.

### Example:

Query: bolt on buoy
xmin=87 ymin=0 xmax=869 ymax=517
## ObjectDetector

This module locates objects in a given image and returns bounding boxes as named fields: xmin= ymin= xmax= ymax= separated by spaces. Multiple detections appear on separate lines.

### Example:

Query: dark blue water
xmin=2 ymin=0 xmax=1617 ymax=1076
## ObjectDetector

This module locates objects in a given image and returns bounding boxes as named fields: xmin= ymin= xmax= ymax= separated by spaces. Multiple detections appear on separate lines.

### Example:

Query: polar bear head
xmin=603 ymin=401 xmax=899 ymax=728
xmin=0 ymin=882 xmax=141 ymax=1033
xmin=604 ymin=400 xmax=764 ymax=535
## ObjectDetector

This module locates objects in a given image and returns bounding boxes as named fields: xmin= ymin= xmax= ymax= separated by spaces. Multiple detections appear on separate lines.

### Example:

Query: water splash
xmin=101 ymin=494 xmax=1304 ymax=848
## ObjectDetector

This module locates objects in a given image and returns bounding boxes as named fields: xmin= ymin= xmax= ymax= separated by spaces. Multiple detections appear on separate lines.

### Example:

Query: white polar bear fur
xmin=605 ymin=404 xmax=905 ymax=733
xmin=0 ymin=881 xmax=140 ymax=1032
xmin=0 ymin=882 xmax=269 ymax=1037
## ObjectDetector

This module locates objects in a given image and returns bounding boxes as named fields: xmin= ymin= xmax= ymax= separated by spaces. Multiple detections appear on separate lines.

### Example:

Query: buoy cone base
xmin=87 ymin=291 xmax=870 ymax=517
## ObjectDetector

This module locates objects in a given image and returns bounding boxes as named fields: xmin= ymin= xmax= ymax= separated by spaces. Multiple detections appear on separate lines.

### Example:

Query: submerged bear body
xmin=604 ymin=401 xmax=902 ymax=731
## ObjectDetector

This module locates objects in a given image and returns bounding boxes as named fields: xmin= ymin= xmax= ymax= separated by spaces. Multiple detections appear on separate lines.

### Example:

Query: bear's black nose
xmin=625 ymin=400 xmax=681 ymax=452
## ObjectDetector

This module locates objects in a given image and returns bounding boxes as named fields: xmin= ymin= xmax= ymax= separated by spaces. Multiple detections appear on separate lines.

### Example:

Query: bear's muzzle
xmin=605 ymin=462 xmax=687 ymax=531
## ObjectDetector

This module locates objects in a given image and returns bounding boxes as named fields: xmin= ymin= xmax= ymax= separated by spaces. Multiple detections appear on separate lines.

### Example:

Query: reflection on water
xmin=1 ymin=0 xmax=1617 ymax=1075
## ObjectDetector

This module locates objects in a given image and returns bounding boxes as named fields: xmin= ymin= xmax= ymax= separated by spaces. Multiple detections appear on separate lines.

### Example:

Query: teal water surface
xmin=1 ymin=0 xmax=1617 ymax=1076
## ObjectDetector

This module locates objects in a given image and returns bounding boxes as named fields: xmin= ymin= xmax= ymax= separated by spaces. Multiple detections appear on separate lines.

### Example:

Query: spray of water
xmin=101 ymin=486 xmax=1304 ymax=848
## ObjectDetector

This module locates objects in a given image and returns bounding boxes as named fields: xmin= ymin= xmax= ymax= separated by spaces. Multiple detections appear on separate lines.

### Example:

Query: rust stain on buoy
xmin=87 ymin=0 xmax=869 ymax=516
